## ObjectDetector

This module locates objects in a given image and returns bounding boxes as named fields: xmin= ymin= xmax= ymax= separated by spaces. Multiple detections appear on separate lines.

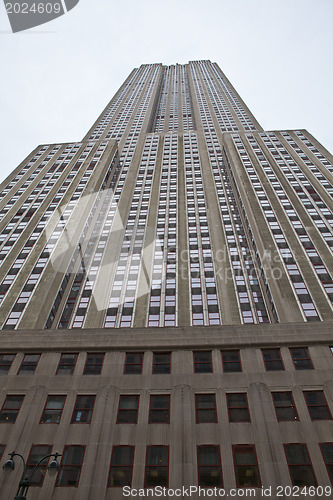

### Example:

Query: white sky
xmin=0 ymin=0 xmax=332 ymax=184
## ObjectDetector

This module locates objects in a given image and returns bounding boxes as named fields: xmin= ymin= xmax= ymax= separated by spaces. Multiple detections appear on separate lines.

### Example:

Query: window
xmin=290 ymin=347 xmax=313 ymax=370
xmin=320 ymin=443 xmax=333 ymax=485
xmin=83 ymin=353 xmax=104 ymax=375
xmin=194 ymin=351 xmax=212 ymax=373
xmin=153 ymin=352 xmax=171 ymax=374
xmin=124 ymin=353 xmax=143 ymax=374
xmin=197 ymin=445 xmax=223 ymax=487
xmin=284 ymin=444 xmax=317 ymax=486
xmin=26 ymin=445 xmax=52 ymax=485
xmin=108 ymin=446 xmax=134 ymax=487
xmin=272 ymin=392 xmax=299 ymax=421
xmin=227 ymin=393 xmax=250 ymax=422
xmin=117 ymin=395 xmax=139 ymax=423
xmin=233 ymin=445 xmax=261 ymax=487
xmin=56 ymin=446 xmax=85 ymax=487
xmin=222 ymin=350 xmax=242 ymax=372
xmin=0 ymin=395 xmax=24 ymax=423
xmin=145 ymin=446 xmax=169 ymax=487
xmin=57 ymin=354 xmax=78 ymax=375
xmin=0 ymin=444 xmax=5 ymax=460
xmin=17 ymin=354 xmax=40 ymax=375
xmin=71 ymin=395 xmax=95 ymax=423
xmin=40 ymin=396 xmax=66 ymax=424
xmin=0 ymin=354 xmax=15 ymax=375
xmin=303 ymin=391 xmax=332 ymax=420
xmin=195 ymin=394 xmax=217 ymax=423
xmin=149 ymin=395 xmax=170 ymax=423
xmin=262 ymin=349 xmax=284 ymax=371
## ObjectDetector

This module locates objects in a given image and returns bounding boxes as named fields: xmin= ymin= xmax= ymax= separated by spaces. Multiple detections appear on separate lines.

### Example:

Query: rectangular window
xmin=233 ymin=445 xmax=261 ymax=487
xmin=124 ymin=353 xmax=143 ymax=374
xmin=262 ymin=349 xmax=284 ymax=371
xmin=57 ymin=354 xmax=78 ymax=375
xmin=0 ymin=395 xmax=24 ymax=423
xmin=26 ymin=445 xmax=52 ymax=485
xmin=227 ymin=393 xmax=250 ymax=422
xmin=108 ymin=446 xmax=134 ymax=487
xmin=290 ymin=347 xmax=313 ymax=370
xmin=40 ymin=395 xmax=66 ymax=424
xmin=149 ymin=395 xmax=170 ymax=423
xmin=320 ymin=443 xmax=333 ymax=485
xmin=303 ymin=391 xmax=332 ymax=420
xmin=197 ymin=445 xmax=223 ymax=487
xmin=83 ymin=353 xmax=104 ymax=375
xmin=195 ymin=394 xmax=217 ymax=423
xmin=153 ymin=353 xmax=171 ymax=374
xmin=17 ymin=354 xmax=40 ymax=375
xmin=194 ymin=351 xmax=212 ymax=373
xmin=71 ymin=395 xmax=95 ymax=424
xmin=145 ymin=446 xmax=169 ymax=487
xmin=222 ymin=350 xmax=242 ymax=372
xmin=117 ymin=395 xmax=139 ymax=424
xmin=56 ymin=445 xmax=85 ymax=487
xmin=0 ymin=354 xmax=15 ymax=375
xmin=284 ymin=444 xmax=317 ymax=486
xmin=272 ymin=392 xmax=299 ymax=421
xmin=0 ymin=444 xmax=5 ymax=460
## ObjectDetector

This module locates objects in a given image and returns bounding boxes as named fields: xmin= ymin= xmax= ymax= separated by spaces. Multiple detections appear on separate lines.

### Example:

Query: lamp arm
xmin=27 ymin=453 xmax=61 ymax=482
xmin=7 ymin=452 xmax=27 ymax=482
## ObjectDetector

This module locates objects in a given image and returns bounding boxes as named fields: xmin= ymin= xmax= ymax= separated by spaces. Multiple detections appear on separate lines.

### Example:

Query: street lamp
xmin=2 ymin=451 xmax=61 ymax=500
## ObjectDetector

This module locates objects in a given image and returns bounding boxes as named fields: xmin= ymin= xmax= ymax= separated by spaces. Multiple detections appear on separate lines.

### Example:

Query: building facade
xmin=0 ymin=61 xmax=332 ymax=499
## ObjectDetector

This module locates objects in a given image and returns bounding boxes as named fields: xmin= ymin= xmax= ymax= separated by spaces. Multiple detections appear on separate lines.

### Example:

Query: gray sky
xmin=1 ymin=0 xmax=332 ymax=184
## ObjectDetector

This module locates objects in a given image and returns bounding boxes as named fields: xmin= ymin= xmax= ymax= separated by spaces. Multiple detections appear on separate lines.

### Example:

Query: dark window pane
xmin=153 ymin=353 xmax=171 ymax=374
xmin=0 ymin=395 xmax=24 ymax=423
xmin=262 ymin=349 xmax=284 ymax=371
xmin=272 ymin=392 xmax=299 ymax=421
xmin=227 ymin=394 xmax=250 ymax=422
xmin=198 ymin=445 xmax=222 ymax=487
xmin=285 ymin=444 xmax=317 ymax=486
xmin=83 ymin=353 xmax=104 ymax=375
xmin=196 ymin=394 xmax=217 ymax=423
xmin=194 ymin=352 xmax=212 ymax=373
xmin=304 ymin=391 xmax=332 ymax=420
xmin=71 ymin=395 xmax=95 ymax=423
xmin=57 ymin=354 xmax=77 ymax=375
xmin=56 ymin=446 xmax=84 ymax=487
xmin=145 ymin=446 xmax=168 ymax=487
xmin=0 ymin=354 xmax=15 ymax=375
xmin=233 ymin=445 xmax=261 ymax=487
xmin=124 ymin=353 xmax=143 ymax=374
xmin=109 ymin=446 xmax=134 ymax=487
xmin=222 ymin=351 xmax=241 ymax=372
xmin=117 ymin=395 xmax=139 ymax=423
xmin=40 ymin=396 xmax=66 ymax=424
xmin=290 ymin=348 xmax=313 ymax=370
xmin=149 ymin=395 xmax=170 ymax=423
xmin=26 ymin=445 xmax=52 ymax=485
xmin=18 ymin=354 xmax=40 ymax=375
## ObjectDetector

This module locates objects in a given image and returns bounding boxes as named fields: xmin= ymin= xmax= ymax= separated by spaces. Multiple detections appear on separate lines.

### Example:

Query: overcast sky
xmin=0 ymin=0 xmax=332 ymax=184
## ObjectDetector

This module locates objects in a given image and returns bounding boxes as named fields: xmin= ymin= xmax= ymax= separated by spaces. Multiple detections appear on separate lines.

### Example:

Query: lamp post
xmin=2 ymin=451 xmax=61 ymax=500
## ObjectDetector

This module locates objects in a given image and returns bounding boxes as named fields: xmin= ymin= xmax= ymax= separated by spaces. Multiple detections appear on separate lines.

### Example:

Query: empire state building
xmin=0 ymin=61 xmax=332 ymax=498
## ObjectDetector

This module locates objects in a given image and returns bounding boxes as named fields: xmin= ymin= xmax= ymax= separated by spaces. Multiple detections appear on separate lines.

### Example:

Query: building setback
xmin=0 ymin=61 xmax=332 ymax=499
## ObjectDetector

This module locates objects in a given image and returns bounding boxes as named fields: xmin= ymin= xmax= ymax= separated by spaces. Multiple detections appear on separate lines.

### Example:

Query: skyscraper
xmin=0 ymin=61 xmax=332 ymax=498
